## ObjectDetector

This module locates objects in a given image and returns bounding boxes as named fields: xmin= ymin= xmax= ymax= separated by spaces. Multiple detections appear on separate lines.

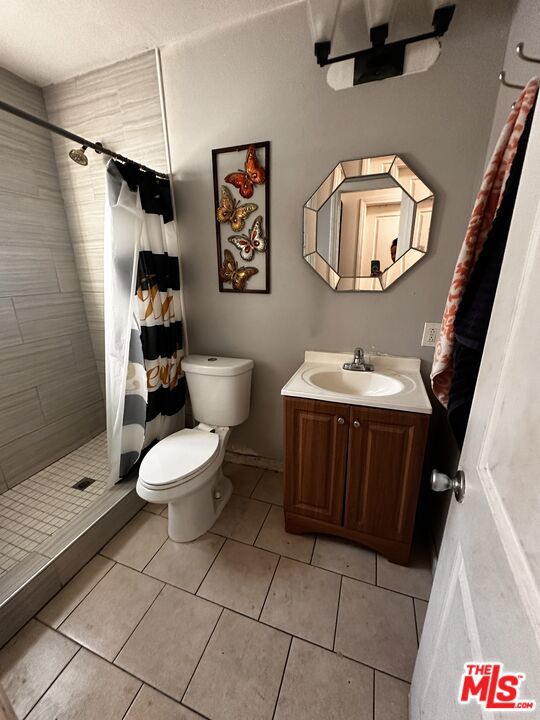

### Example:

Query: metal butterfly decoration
xmin=228 ymin=215 xmax=267 ymax=261
xmin=219 ymin=249 xmax=258 ymax=291
xmin=225 ymin=144 xmax=266 ymax=199
xmin=216 ymin=185 xmax=257 ymax=233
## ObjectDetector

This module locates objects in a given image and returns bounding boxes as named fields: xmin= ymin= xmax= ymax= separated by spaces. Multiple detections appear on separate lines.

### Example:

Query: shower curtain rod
xmin=0 ymin=98 xmax=169 ymax=179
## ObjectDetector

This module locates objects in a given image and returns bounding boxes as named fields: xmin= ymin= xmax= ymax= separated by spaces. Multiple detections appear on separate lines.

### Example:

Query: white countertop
xmin=281 ymin=351 xmax=432 ymax=415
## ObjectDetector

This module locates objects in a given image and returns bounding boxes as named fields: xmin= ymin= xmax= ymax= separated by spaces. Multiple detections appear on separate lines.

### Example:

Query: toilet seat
xmin=139 ymin=428 xmax=220 ymax=490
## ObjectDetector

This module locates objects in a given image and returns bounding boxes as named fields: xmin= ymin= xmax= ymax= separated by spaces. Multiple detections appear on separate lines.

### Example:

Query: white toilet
xmin=136 ymin=354 xmax=253 ymax=542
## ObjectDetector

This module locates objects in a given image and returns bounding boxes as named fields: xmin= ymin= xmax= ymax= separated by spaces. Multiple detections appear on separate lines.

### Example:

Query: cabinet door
xmin=345 ymin=406 xmax=429 ymax=543
xmin=284 ymin=397 xmax=349 ymax=524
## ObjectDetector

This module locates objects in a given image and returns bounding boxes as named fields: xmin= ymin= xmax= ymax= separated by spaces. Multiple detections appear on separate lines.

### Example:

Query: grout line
xmin=257 ymin=551 xmax=281 ymax=622
xmin=332 ymin=574 xmax=343 ymax=652
xmin=274 ymin=631 xmax=414 ymax=686
xmin=99 ymin=555 xmax=173 ymax=579
xmin=112 ymin=583 xmax=167 ymax=664
xmin=119 ymin=683 xmax=144 ymax=720
xmin=46 ymin=638 xmax=209 ymax=720
xmin=110 ymin=643 xmax=215 ymax=720
xmin=372 ymin=667 xmax=376 ymax=720
xmin=248 ymin=467 xmax=267 ymax=499
xmin=21 ymin=639 xmax=83 ymax=720
xmin=45 ymin=559 xmax=117 ymax=631
xmin=271 ymin=634 xmax=293 ymax=720
xmin=374 ymin=666 xmax=412 ymax=686
xmin=252 ymin=501 xmax=273 ymax=547
xmin=375 ymin=581 xmax=431 ymax=603
xmin=413 ymin=598 xmax=420 ymax=647
xmin=180 ymin=606 xmax=225 ymax=708
xmin=193 ymin=536 xmax=227 ymax=596
xmin=139 ymin=531 xmax=170 ymax=574
xmin=309 ymin=533 xmax=317 ymax=564
xmin=53 ymin=608 xmax=219 ymax=720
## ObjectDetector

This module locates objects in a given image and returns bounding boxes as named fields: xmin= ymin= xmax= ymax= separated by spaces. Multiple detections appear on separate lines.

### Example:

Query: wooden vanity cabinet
xmin=283 ymin=396 xmax=430 ymax=565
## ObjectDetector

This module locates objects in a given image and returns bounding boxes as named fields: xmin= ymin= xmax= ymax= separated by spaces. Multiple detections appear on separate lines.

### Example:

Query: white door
xmin=362 ymin=202 xmax=400 ymax=275
xmin=411 ymin=104 xmax=540 ymax=717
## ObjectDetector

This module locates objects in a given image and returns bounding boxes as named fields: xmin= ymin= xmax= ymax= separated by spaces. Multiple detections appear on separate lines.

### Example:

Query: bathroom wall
xmin=43 ymin=51 xmax=169 ymax=393
xmin=160 ymin=0 xmax=514 ymax=461
xmin=0 ymin=66 xmax=103 ymax=491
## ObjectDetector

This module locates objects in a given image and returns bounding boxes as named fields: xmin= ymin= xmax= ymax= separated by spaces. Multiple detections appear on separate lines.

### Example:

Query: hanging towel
xmin=448 ymin=96 xmax=536 ymax=447
xmin=431 ymin=77 xmax=539 ymax=407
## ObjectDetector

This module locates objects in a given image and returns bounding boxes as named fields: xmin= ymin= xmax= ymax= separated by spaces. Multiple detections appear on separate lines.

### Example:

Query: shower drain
xmin=72 ymin=477 xmax=97 ymax=490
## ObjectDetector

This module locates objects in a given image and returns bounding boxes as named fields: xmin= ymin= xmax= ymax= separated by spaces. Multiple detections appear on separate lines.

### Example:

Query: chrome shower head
xmin=69 ymin=145 xmax=88 ymax=166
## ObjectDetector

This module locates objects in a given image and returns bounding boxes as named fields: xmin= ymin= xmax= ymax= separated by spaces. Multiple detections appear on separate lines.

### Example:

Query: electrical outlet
xmin=422 ymin=322 xmax=441 ymax=347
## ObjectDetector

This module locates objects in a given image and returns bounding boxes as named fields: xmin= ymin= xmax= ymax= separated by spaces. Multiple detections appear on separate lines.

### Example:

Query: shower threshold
xmin=0 ymin=433 xmax=144 ymax=647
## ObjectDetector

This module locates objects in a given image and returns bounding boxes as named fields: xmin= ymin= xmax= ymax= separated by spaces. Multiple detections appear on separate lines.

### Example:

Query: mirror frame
xmin=303 ymin=155 xmax=435 ymax=291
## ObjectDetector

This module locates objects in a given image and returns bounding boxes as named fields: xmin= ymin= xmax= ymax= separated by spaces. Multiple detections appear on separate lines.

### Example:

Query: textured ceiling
xmin=1 ymin=0 xmax=470 ymax=88
xmin=0 ymin=0 xmax=302 ymax=86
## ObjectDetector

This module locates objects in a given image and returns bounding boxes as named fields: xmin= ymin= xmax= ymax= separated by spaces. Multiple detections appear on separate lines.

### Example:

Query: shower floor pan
xmin=0 ymin=433 xmax=109 ymax=576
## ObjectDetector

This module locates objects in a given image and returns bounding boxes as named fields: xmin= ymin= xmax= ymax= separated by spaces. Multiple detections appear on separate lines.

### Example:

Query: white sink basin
xmin=281 ymin=351 xmax=433 ymax=414
xmin=306 ymin=369 xmax=405 ymax=397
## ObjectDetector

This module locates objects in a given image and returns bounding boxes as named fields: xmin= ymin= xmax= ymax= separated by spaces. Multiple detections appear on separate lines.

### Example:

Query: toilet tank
xmin=182 ymin=355 xmax=254 ymax=427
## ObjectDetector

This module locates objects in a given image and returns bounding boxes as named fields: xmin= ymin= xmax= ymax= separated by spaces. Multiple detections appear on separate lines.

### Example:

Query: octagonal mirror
xmin=303 ymin=155 xmax=434 ymax=291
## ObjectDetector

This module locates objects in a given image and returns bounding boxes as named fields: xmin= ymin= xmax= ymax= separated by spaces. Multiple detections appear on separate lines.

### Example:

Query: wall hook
xmin=516 ymin=42 xmax=540 ymax=64
xmin=499 ymin=71 xmax=525 ymax=90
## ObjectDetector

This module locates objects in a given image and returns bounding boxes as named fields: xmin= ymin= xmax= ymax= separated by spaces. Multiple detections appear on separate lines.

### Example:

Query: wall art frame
xmin=212 ymin=140 xmax=271 ymax=294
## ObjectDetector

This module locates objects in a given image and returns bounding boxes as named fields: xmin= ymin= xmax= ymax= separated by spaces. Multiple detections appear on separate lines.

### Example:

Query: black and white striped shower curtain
xmin=104 ymin=160 xmax=185 ymax=484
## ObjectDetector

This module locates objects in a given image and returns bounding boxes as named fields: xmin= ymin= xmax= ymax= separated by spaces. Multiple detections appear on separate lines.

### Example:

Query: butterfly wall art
xmin=219 ymin=249 xmax=258 ymax=291
xmin=216 ymin=186 xmax=257 ymax=232
xmin=228 ymin=216 xmax=266 ymax=261
xmin=225 ymin=144 xmax=266 ymax=199
xmin=212 ymin=141 xmax=270 ymax=293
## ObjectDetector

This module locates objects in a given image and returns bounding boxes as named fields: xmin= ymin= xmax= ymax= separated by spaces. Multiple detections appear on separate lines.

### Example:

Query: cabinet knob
xmin=353 ymin=420 xmax=360 ymax=428
xmin=337 ymin=416 xmax=345 ymax=425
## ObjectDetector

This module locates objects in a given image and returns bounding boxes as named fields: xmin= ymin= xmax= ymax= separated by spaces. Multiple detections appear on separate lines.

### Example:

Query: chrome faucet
xmin=343 ymin=347 xmax=374 ymax=372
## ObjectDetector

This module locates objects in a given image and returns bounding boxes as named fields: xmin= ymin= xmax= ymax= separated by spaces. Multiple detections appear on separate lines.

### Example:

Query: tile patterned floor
xmin=0 ymin=433 xmax=108 ymax=576
xmin=0 ymin=462 xmax=433 ymax=720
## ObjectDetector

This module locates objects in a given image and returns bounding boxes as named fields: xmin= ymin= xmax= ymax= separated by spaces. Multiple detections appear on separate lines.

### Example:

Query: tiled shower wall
xmin=0 ymin=67 xmax=104 ymax=492
xmin=43 ymin=51 xmax=169 ymax=393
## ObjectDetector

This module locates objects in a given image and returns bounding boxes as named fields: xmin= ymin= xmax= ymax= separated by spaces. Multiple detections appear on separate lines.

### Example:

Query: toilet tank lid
xmin=182 ymin=354 xmax=254 ymax=377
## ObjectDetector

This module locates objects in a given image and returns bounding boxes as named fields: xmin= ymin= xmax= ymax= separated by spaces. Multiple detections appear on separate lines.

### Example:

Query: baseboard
xmin=224 ymin=450 xmax=283 ymax=472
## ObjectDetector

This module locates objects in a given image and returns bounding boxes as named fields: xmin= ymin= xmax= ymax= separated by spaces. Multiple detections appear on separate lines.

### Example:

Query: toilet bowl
xmin=136 ymin=355 xmax=253 ymax=542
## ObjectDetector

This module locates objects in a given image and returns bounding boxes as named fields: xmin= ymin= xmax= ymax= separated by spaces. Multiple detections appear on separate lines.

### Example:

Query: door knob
xmin=431 ymin=469 xmax=465 ymax=503
xmin=353 ymin=420 xmax=360 ymax=428
xmin=337 ymin=416 xmax=345 ymax=424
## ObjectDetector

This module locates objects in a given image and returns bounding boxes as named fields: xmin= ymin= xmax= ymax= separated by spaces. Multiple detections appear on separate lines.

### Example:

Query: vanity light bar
xmin=314 ymin=4 xmax=456 ymax=85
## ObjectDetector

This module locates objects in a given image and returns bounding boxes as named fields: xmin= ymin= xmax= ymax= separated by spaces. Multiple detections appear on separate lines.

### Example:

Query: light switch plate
xmin=422 ymin=322 xmax=441 ymax=347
